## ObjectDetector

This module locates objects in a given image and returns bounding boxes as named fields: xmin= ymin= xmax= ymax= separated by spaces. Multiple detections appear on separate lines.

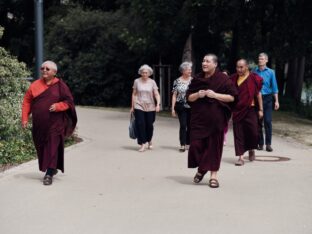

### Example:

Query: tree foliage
xmin=45 ymin=7 xmax=139 ymax=106
xmin=1 ymin=0 xmax=312 ymax=113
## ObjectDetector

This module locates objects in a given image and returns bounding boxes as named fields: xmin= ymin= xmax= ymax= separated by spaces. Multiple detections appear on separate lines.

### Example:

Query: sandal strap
xmin=194 ymin=173 xmax=204 ymax=183
xmin=209 ymin=179 xmax=219 ymax=188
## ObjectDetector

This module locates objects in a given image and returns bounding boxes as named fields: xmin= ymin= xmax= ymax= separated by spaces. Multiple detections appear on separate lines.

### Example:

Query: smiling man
xmin=186 ymin=54 xmax=238 ymax=188
xmin=22 ymin=60 xmax=77 ymax=185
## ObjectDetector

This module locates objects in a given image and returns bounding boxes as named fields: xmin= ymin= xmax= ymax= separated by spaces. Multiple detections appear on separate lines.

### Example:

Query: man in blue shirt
xmin=253 ymin=53 xmax=279 ymax=152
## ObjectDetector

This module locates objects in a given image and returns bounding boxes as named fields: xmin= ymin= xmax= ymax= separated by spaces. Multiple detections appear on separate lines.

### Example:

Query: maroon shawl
xmin=230 ymin=72 xmax=262 ymax=123
xmin=186 ymin=70 xmax=238 ymax=140
xmin=31 ymin=79 xmax=77 ymax=172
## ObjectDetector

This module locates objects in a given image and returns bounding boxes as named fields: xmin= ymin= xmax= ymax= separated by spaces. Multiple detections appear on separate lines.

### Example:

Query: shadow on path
xmin=166 ymin=176 xmax=208 ymax=186
xmin=160 ymin=145 xmax=181 ymax=151
xmin=121 ymin=146 xmax=138 ymax=151
xmin=13 ymin=172 xmax=42 ymax=182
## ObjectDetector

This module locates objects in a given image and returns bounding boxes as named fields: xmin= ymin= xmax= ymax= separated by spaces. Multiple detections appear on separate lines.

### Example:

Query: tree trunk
xmin=275 ymin=59 xmax=285 ymax=96
xmin=295 ymin=56 xmax=305 ymax=103
xmin=227 ymin=24 xmax=239 ymax=74
xmin=285 ymin=57 xmax=298 ymax=99
xmin=182 ymin=33 xmax=192 ymax=62
xmin=181 ymin=33 xmax=195 ymax=72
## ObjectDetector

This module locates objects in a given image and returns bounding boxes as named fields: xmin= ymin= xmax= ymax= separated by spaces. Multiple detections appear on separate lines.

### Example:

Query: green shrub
xmin=0 ymin=138 xmax=36 ymax=165
xmin=0 ymin=25 xmax=35 ymax=165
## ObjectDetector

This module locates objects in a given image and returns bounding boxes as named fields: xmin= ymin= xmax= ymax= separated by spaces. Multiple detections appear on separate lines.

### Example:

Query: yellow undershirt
xmin=237 ymin=72 xmax=249 ymax=86
xmin=237 ymin=72 xmax=255 ymax=106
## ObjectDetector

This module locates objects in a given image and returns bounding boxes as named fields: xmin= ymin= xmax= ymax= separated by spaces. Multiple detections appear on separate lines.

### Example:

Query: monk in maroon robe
xmin=22 ymin=61 xmax=77 ymax=185
xmin=186 ymin=54 xmax=238 ymax=188
xmin=230 ymin=59 xmax=263 ymax=166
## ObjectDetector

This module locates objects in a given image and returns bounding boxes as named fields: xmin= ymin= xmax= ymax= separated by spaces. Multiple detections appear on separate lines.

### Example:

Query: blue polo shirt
xmin=253 ymin=67 xmax=278 ymax=95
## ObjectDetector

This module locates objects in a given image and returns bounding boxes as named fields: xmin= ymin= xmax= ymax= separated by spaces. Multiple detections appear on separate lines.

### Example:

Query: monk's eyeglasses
xmin=40 ymin=67 xmax=50 ymax=71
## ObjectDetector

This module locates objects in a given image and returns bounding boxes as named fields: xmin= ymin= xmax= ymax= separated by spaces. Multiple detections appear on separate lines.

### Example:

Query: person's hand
xmin=198 ymin=90 xmax=206 ymax=98
xmin=155 ymin=105 xmax=160 ymax=112
xmin=206 ymin=89 xmax=217 ymax=99
xmin=258 ymin=110 xmax=263 ymax=119
xmin=49 ymin=104 xmax=56 ymax=112
xmin=130 ymin=107 xmax=134 ymax=113
xmin=22 ymin=121 xmax=28 ymax=129
xmin=274 ymin=101 xmax=279 ymax=110
xmin=171 ymin=109 xmax=176 ymax=117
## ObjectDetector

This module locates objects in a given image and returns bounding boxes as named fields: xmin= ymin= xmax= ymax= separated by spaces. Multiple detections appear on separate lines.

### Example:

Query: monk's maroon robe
xmin=31 ymin=80 xmax=77 ymax=172
xmin=187 ymin=70 xmax=238 ymax=171
xmin=230 ymin=72 xmax=262 ymax=156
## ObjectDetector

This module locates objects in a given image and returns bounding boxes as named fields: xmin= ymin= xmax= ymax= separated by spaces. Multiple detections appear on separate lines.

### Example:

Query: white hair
xmin=258 ymin=52 xmax=268 ymax=60
xmin=179 ymin=61 xmax=192 ymax=73
xmin=138 ymin=64 xmax=153 ymax=76
xmin=42 ymin=60 xmax=58 ymax=72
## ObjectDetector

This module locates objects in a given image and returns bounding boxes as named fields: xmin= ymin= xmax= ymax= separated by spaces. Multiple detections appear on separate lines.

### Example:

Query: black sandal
xmin=209 ymin=179 xmax=219 ymax=188
xmin=193 ymin=172 xmax=204 ymax=183
xmin=43 ymin=175 xmax=53 ymax=185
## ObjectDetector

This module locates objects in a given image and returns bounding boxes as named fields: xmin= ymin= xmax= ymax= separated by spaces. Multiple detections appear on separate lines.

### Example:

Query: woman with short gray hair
xmin=171 ymin=61 xmax=193 ymax=152
xmin=131 ymin=64 xmax=161 ymax=152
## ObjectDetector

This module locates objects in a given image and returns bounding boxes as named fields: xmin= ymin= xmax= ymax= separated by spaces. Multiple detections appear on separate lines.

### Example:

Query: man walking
xmin=231 ymin=59 xmax=263 ymax=166
xmin=253 ymin=53 xmax=279 ymax=152
xmin=187 ymin=54 xmax=238 ymax=187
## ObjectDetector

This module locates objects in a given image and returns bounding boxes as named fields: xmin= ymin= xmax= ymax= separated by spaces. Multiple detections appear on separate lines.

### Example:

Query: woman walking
xmin=130 ymin=64 xmax=161 ymax=152
xmin=171 ymin=62 xmax=192 ymax=152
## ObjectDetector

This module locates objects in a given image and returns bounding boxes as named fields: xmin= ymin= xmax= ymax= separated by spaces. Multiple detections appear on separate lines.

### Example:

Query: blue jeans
xmin=258 ymin=94 xmax=273 ymax=145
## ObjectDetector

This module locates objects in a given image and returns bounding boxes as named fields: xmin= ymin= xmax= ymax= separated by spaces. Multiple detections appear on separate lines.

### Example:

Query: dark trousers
xmin=134 ymin=109 xmax=156 ymax=145
xmin=176 ymin=107 xmax=191 ymax=146
xmin=258 ymin=94 xmax=273 ymax=145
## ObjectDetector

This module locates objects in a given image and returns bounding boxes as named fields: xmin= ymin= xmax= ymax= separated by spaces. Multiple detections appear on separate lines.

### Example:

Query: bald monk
xmin=230 ymin=59 xmax=263 ymax=166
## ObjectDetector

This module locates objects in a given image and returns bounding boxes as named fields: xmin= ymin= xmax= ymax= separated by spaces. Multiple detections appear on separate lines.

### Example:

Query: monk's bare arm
xmin=206 ymin=89 xmax=234 ymax=102
xmin=188 ymin=90 xmax=206 ymax=102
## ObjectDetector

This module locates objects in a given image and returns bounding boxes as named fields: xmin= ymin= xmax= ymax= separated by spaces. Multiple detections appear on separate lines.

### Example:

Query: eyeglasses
xmin=40 ymin=67 xmax=51 ymax=71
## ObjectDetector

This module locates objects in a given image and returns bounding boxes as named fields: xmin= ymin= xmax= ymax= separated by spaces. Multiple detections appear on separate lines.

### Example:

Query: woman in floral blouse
xmin=171 ymin=62 xmax=193 ymax=152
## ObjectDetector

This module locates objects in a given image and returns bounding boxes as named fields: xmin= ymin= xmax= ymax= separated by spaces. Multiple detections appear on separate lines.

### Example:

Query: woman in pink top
xmin=130 ymin=64 xmax=161 ymax=152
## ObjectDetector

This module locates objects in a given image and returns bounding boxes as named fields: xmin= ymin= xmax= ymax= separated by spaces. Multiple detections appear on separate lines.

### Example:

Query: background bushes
xmin=45 ymin=8 xmax=139 ymax=106
xmin=0 ymin=34 xmax=36 ymax=165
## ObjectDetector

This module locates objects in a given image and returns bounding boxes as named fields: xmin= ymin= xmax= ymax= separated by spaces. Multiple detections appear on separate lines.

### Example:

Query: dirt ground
xmin=272 ymin=111 xmax=312 ymax=147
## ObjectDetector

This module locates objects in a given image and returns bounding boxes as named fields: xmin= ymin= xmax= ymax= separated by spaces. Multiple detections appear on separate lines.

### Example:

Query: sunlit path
xmin=0 ymin=107 xmax=311 ymax=234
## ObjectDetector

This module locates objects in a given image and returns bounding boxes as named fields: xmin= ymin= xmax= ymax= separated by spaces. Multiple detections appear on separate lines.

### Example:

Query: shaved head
xmin=236 ymin=59 xmax=249 ymax=76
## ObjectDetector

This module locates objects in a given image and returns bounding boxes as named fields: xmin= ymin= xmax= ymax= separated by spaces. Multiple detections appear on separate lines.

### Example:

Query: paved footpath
xmin=1 ymin=107 xmax=312 ymax=234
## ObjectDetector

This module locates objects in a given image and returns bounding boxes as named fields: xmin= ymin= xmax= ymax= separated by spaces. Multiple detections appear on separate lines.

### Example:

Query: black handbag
xmin=129 ymin=112 xmax=137 ymax=139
